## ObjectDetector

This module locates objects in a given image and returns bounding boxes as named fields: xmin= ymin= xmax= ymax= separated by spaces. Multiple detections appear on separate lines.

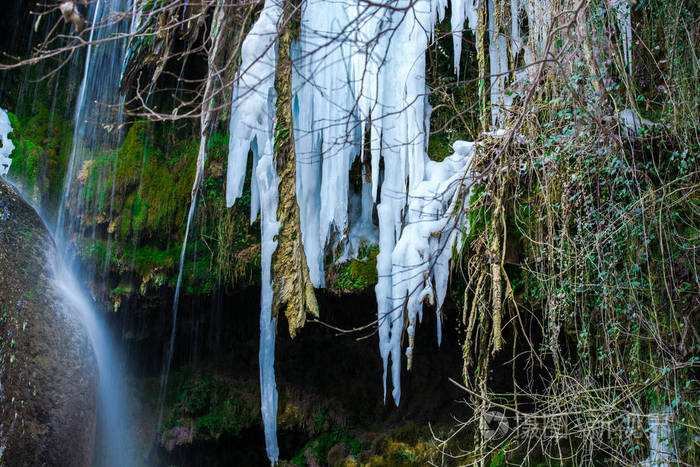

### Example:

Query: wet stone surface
xmin=0 ymin=177 xmax=97 ymax=466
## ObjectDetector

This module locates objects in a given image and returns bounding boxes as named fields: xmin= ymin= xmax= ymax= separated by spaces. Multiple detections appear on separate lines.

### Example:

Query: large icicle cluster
xmin=226 ymin=0 xmax=567 ymax=462
xmin=392 ymin=141 xmax=475 ymax=373
xmin=0 ymin=108 xmax=14 ymax=176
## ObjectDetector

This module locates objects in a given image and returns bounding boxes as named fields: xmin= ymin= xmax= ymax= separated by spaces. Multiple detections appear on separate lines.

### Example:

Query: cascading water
xmin=52 ymin=258 xmax=133 ymax=467
xmin=156 ymin=191 xmax=198 ymax=431
xmin=56 ymin=0 xmax=132 ymax=258
xmin=53 ymin=0 xmax=135 ymax=465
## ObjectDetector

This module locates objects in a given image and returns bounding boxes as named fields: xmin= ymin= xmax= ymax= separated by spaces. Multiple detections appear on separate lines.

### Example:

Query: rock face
xmin=0 ymin=177 xmax=97 ymax=466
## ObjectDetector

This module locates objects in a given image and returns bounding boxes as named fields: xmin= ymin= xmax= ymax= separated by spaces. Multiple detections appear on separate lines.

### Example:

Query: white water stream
xmin=53 ymin=1 xmax=136 ymax=465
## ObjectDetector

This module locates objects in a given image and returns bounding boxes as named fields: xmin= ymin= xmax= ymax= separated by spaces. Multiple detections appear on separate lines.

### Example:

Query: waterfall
xmin=52 ymin=258 xmax=133 ymax=467
xmin=53 ymin=1 xmax=135 ymax=465
xmin=56 ymin=0 xmax=131 ymax=257
xmin=155 ymin=191 xmax=198 ymax=431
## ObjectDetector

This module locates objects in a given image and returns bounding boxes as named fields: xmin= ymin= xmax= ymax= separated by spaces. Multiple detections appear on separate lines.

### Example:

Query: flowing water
xmin=156 ymin=191 xmax=199 ymax=431
xmin=52 ymin=257 xmax=133 ymax=466
xmin=56 ymin=0 xmax=131 ymax=254
xmin=52 ymin=1 xmax=136 ymax=465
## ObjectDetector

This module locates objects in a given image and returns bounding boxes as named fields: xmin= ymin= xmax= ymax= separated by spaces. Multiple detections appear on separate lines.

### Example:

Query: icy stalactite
xmin=226 ymin=0 xmax=282 ymax=208
xmin=296 ymin=0 xmax=366 ymax=269
xmin=291 ymin=41 xmax=325 ymax=286
xmin=488 ymin=0 xmax=509 ymax=126
xmin=450 ymin=0 xmax=479 ymax=76
xmin=257 ymin=150 xmax=281 ymax=463
xmin=226 ymin=0 xmax=551 ymax=444
xmin=0 ymin=108 xmax=15 ymax=176
xmin=225 ymin=1 xmax=282 ymax=462
xmin=526 ymin=0 xmax=552 ymax=61
xmin=293 ymin=0 xmax=353 ymax=284
xmin=392 ymin=141 xmax=475 ymax=370
xmin=510 ymin=0 xmax=521 ymax=58
xmin=372 ymin=0 xmax=434 ymax=404
xmin=611 ymin=0 xmax=632 ymax=73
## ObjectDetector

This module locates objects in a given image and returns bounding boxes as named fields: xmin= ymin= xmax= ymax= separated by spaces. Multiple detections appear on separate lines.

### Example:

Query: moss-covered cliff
xmin=0 ymin=177 xmax=97 ymax=466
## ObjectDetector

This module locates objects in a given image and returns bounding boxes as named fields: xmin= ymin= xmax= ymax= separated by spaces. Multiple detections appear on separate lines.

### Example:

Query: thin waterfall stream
xmin=52 ymin=0 xmax=136 ymax=464
xmin=156 ymin=191 xmax=198 ymax=431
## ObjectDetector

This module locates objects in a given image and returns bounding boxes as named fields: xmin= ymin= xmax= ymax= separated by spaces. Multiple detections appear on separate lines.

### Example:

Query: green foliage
xmin=6 ymin=104 xmax=72 ymax=212
xmin=454 ymin=1 xmax=700 ymax=464
xmin=331 ymin=244 xmax=379 ymax=293
xmin=65 ymin=120 xmax=262 ymax=296
xmin=163 ymin=376 xmax=259 ymax=440
xmin=291 ymin=407 xmax=369 ymax=466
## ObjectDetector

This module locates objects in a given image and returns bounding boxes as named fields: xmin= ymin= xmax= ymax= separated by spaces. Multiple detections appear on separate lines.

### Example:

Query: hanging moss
xmin=270 ymin=14 xmax=318 ymax=338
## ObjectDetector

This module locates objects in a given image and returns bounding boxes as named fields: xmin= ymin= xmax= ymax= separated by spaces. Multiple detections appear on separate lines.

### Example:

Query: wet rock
xmin=0 ymin=178 xmax=98 ymax=466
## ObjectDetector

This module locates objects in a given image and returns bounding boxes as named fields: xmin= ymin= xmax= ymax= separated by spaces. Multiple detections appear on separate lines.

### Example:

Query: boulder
xmin=0 ymin=177 xmax=97 ymax=466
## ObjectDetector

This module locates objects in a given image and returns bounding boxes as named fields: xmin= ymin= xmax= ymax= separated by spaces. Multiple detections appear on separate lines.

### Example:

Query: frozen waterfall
xmin=225 ymin=0 xmax=557 ymax=461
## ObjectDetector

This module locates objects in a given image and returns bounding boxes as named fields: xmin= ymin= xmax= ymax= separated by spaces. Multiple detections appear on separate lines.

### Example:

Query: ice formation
xmin=392 ymin=141 xmax=475 ymax=372
xmin=226 ymin=0 xmax=282 ymax=461
xmin=225 ymin=0 xmax=548 ymax=461
xmin=642 ymin=406 xmax=677 ymax=466
xmin=612 ymin=0 xmax=632 ymax=72
xmin=0 ymin=108 xmax=14 ymax=176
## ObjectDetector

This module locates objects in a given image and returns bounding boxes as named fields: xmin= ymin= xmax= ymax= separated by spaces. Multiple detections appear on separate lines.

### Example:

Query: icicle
xmin=451 ymin=0 xmax=466 ymax=76
xmin=450 ymin=0 xmax=480 ymax=76
xmin=225 ymin=1 xmax=282 ymax=462
xmin=303 ymin=0 xmax=361 ymax=252
xmin=392 ymin=140 xmax=475 ymax=371
xmin=227 ymin=0 xmax=503 ymax=415
xmin=510 ymin=0 xmax=521 ymax=58
xmin=526 ymin=0 xmax=552 ymax=61
xmin=291 ymin=39 xmax=324 ymax=286
xmin=374 ymin=0 xmax=435 ymax=405
xmin=0 ymin=108 xmax=15 ymax=176
xmin=226 ymin=0 xmax=283 ymax=208
xmin=488 ymin=0 xmax=509 ymax=126
xmin=611 ymin=0 xmax=632 ymax=73
xmin=257 ymin=149 xmax=281 ymax=463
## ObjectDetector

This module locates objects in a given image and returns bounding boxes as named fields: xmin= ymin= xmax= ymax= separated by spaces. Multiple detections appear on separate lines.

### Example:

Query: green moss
xmin=110 ymin=284 xmax=134 ymax=297
xmin=163 ymin=375 xmax=259 ymax=440
xmin=330 ymin=244 xmax=379 ymax=293
xmin=6 ymin=104 xmax=72 ymax=211
xmin=291 ymin=408 xmax=369 ymax=466
xmin=8 ymin=112 xmax=263 ymax=299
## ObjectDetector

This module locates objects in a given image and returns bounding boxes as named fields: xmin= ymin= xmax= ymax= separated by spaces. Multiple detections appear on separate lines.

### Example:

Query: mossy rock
xmin=327 ymin=245 xmax=379 ymax=294
xmin=0 ymin=177 xmax=98 ymax=466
